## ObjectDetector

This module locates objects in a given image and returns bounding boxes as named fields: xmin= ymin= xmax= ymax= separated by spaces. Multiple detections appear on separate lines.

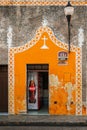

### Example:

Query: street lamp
xmin=64 ymin=1 xmax=74 ymax=53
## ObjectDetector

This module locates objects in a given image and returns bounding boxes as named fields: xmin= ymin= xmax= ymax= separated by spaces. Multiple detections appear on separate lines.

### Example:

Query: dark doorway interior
xmin=0 ymin=65 xmax=8 ymax=112
xmin=39 ymin=72 xmax=48 ymax=109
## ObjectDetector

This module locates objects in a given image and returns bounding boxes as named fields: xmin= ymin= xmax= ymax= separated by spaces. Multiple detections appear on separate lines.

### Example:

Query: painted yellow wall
xmin=13 ymin=31 xmax=78 ymax=115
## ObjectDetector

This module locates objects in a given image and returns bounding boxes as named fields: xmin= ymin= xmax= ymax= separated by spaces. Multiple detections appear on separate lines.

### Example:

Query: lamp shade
xmin=64 ymin=2 xmax=74 ymax=16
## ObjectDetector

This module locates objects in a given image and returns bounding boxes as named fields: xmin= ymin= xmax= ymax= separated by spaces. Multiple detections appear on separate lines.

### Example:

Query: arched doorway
xmin=8 ymin=26 xmax=82 ymax=115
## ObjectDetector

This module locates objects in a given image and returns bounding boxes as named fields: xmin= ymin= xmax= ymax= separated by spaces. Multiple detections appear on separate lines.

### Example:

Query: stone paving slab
xmin=0 ymin=115 xmax=87 ymax=126
xmin=0 ymin=127 xmax=87 ymax=130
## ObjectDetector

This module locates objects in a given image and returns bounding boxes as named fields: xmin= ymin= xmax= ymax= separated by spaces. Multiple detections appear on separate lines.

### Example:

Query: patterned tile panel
xmin=0 ymin=0 xmax=86 ymax=5
xmin=8 ymin=48 xmax=15 ymax=114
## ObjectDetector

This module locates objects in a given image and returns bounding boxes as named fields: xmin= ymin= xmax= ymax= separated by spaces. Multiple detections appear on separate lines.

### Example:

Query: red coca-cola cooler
xmin=27 ymin=72 xmax=42 ymax=110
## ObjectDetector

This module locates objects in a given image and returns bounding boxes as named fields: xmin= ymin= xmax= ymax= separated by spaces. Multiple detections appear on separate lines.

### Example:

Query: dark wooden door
xmin=0 ymin=65 xmax=8 ymax=112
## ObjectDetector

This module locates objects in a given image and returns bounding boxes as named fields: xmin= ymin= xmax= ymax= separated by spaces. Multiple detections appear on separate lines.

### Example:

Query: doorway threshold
xmin=0 ymin=113 xmax=8 ymax=115
xmin=28 ymin=112 xmax=49 ymax=116
xmin=28 ymin=109 xmax=49 ymax=115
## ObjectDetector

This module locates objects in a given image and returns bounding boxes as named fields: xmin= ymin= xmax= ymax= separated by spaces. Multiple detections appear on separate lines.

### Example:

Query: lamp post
xmin=64 ymin=1 xmax=74 ymax=53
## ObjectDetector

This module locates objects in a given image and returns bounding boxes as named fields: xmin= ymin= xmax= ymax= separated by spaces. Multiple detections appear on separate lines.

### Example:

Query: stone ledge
xmin=0 ymin=115 xmax=87 ymax=126
xmin=0 ymin=121 xmax=87 ymax=126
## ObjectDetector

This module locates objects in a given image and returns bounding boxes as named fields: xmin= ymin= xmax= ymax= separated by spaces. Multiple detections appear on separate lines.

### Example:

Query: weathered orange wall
xmin=14 ymin=32 xmax=76 ymax=114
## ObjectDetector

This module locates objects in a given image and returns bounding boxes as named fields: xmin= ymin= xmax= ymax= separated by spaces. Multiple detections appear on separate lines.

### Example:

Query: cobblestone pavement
xmin=0 ymin=115 xmax=87 ymax=126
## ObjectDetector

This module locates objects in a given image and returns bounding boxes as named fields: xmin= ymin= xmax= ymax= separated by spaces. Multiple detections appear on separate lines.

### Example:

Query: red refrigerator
xmin=28 ymin=72 xmax=42 ymax=110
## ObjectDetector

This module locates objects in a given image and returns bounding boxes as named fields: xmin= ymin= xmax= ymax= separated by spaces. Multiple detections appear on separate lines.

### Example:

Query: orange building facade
xmin=8 ymin=26 xmax=85 ymax=115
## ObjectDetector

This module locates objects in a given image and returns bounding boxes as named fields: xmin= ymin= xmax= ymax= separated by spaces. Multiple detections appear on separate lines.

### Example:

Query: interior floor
xmin=28 ymin=105 xmax=49 ymax=115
